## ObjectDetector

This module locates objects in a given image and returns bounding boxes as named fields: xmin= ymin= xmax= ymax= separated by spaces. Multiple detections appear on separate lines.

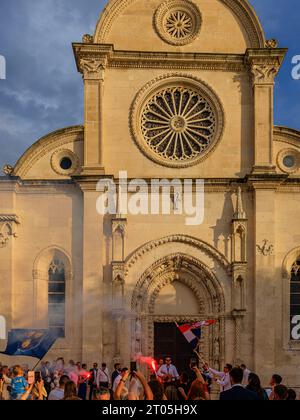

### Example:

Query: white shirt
xmin=209 ymin=368 xmax=232 ymax=392
xmin=242 ymin=368 xmax=251 ymax=386
xmin=157 ymin=364 xmax=179 ymax=381
xmin=96 ymin=368 xmax=110 ymax=387
xmin=48 ymin=387 xmax=65 ymax=400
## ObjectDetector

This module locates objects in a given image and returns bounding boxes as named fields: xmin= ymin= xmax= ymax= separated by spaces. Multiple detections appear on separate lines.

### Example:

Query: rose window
xmin=141 ymin=87 xmax=216 ymax=162
xmin=154 ymin=0 xmax=202 ymax=46
xmin=164 ymin=11 xmax=193 ymax=40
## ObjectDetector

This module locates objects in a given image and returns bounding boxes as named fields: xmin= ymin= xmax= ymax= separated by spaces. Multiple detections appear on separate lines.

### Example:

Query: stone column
xmin=79 ymin=57 xmax=107 ymax=175
xmin=249 ymin=175 xmax=286 ymax=378
xmin=78 ymin=185 xmax=103 ymax=365
xmin=245 ymin=48 xmax=287 ymax=174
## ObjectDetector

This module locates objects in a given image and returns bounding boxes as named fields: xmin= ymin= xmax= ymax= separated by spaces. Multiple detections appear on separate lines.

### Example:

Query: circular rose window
xmin=154 ymin=0 xmax=202 ymax=46
xmin=131 ymin=75 xmax=224 ymax=168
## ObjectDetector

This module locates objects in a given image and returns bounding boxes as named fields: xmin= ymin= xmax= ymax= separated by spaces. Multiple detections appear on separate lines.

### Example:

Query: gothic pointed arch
xmin=33 ymin=246 xmax=72 ymax=339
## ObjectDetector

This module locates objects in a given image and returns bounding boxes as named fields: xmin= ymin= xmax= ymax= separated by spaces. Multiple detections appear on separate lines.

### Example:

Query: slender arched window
xmin=48 ymin=259 xmax=65 ymax=337
xmin=290 ymin=257 xmax=300 ymax=338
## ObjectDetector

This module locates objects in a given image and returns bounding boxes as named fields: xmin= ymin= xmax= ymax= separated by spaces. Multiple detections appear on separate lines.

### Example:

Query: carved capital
xmin=79 ymin=58 xmax=107 ymax=80
xmin=245 ymin=48 xmax=287 ymax=86
xmin=0 ymin=214 xmax=20 ymax=246
xmin=250 ymin=63 xmax=280 ymax=85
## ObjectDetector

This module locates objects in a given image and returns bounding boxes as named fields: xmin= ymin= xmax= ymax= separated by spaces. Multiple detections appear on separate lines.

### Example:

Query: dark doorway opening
xmin=154 ymin=322 xmax=195 ymax=374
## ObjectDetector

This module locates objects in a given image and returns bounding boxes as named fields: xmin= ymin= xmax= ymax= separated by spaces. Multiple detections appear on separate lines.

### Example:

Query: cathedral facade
xmin=1 ymin=0 xmax=300 ymax=386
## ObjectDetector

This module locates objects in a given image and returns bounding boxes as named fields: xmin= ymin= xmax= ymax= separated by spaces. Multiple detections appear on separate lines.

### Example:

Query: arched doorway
xmin=131 ymin=253 xmax=225 ymax=369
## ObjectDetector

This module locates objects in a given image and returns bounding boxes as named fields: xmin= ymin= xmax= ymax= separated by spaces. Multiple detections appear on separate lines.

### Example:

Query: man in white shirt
xmin=157 ymin=357 xmax=179 ymax=384
xmin=205 ymin=362 xmax=232 ymax=392
xmin=96 ymin=363 xmax=110 ymax=389
xmin=241 ymin=364 xmax=251 ymax=386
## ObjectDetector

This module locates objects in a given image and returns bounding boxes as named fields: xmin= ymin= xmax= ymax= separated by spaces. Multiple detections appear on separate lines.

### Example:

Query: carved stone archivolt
xmin=154 ymin=0 xmax=202 ymax=46
xmin=125 ymin=234 xmax=231 ymax=274
xmin=130 ymin=253 xmax=226 ymax=364
xmin=0 ymin=215 xmax=20 ymax=246
xmin=130 ymin=74 xmax=225 ymax=168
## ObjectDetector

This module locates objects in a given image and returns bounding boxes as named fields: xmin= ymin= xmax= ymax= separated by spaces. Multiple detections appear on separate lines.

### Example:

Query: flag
xmin=175 ymin=323 xmax=199 ymax=349
xmin=190 ymin=320 xmax=216 ymax=329
xmin=0 ymin=329 xmax=59 ymax=359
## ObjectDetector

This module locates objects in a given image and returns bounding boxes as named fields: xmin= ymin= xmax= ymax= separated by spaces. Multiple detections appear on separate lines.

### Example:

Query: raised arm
xmin=133 ymin=371 xmax=153 ymax=401
xmin=114 ymin=371 xmax=130 ymax=400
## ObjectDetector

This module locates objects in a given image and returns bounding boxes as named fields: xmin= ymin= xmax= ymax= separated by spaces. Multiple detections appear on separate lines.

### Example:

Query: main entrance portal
xmin=131 ymin=252 xmax=226 ymax=369
xmin=154 ymin=322 xmax=195 ymax=374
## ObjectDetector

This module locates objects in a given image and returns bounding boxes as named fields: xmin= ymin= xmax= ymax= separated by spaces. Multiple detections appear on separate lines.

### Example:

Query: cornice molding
xmin=73 ymin=44 xmax=246 ymax=72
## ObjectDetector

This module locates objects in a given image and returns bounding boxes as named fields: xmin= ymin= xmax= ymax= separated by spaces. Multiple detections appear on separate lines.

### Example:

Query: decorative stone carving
xmin=256 ymin=240 xmax=274 ymax=256
xmin=2 ymin=164 xmax=13 ymax=176
xmin=154 ymin=0 xmax=202 ymax=46
xmin=130 ymin=252 xmax=228 ymax=360
xmin=126 ymin=234 xmax=231 ymax=274
xmin=265 ymin=39 xmax=278 ymax=49
xmin=112 ymin=262 xmax=125 ymax=284
xmin=233 ymin=187 xmax=246 ymax=220
xmin=82 ymin=34 xmax=94 ymax=43
xmin=250 ymin=64 xmax=280 ymax=85
xmin=0 ymin=215 xmax=20 ymax=246
xmin=79 ymin=58 xmax=107 ymax=80
xmin=130 ymin=74 xmax=225 ymax=168
xmin=112 ymin=218 xmax=127 ymax=262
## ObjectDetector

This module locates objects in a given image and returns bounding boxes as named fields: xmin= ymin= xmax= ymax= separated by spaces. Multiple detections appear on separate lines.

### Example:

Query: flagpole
xmin=32 ymin=358 xmax=43 ymax=371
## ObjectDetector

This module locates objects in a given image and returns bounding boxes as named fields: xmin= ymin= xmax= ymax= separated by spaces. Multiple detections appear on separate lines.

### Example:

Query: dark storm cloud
xmin=0 ymin=0 xmax=299 ymax=169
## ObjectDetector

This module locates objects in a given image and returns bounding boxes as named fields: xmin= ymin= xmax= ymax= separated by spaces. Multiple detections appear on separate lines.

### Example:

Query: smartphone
xmin=0 ymin=373 xmax=3 ymax=380
xmin=28 ymin=371 xmax=35 ymax=385
xmin=130 ymin=361 xmax=137 ymax=373
xmin=35 ymin=371 xmax=42 ymax=383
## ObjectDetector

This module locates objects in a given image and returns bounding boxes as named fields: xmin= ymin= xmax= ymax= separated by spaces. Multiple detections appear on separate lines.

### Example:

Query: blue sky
xmin=0 ymin=0 xmax=299 ymax=169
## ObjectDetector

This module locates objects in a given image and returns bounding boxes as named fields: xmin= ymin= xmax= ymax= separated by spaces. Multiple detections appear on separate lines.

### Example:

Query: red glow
xmin=136 ymin=356 xmax=157 ymax=372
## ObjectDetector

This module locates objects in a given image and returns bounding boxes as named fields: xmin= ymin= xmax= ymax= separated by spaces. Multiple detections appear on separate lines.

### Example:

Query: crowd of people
xmin=0 ymin=356 xmax=298 ymax=401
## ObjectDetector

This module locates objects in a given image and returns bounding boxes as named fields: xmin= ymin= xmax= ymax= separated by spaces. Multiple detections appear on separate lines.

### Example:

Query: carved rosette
xmin=0 ymin=215 xmax=20 ymax=247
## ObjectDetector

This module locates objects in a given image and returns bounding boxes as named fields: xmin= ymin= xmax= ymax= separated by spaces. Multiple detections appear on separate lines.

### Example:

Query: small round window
xmin=283 ymin=155 xmax=295 ymax=169
xmin=60 ymin=157 xmax=73 ymax=171
xmin=277 ymin=149 xmax=299 ymax=174
xmin=51 ymin=149 xmax=79 ymax=176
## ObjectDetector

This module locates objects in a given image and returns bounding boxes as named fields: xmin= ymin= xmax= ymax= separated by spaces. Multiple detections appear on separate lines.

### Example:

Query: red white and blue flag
xmin=175 ymin=322 xmax=199 ymax=350
xmin=175 ymin=320 xmax=216 ymax=349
